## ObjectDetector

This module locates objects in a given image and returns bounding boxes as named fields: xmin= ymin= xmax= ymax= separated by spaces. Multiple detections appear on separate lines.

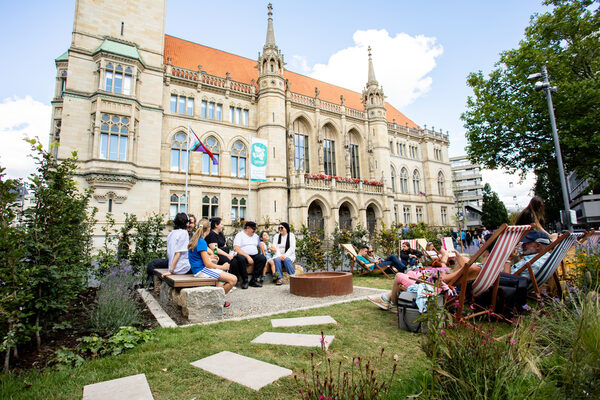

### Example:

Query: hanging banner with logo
xmin=250 ymin=137 xmax=268 ymax=182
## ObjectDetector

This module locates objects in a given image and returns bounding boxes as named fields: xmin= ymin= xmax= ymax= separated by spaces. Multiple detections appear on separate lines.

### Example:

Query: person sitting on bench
xmin=188 ymin=219 xmax=237 ymax=306
xmin=161 ymin=212 xmax=193 ymax=278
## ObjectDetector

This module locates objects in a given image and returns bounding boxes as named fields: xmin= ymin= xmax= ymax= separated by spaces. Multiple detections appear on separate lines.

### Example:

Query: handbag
xmin=397 ymin=292 xmax=423 ymax=333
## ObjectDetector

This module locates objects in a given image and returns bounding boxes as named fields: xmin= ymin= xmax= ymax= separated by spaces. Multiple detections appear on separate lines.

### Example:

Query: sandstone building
xmin=51 ymin=0 xmax=455 ymax=239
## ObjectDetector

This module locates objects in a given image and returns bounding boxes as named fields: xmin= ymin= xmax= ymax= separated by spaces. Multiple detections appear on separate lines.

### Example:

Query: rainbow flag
xmin=188 ymin=126 xmax=218 ymax=165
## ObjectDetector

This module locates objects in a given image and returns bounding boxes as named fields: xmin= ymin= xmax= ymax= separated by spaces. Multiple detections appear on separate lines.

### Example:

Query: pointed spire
xmin=265 ymin=3 xmax=276 ymax=49
xmin=367 ymin=46 xmax=377 ymax=86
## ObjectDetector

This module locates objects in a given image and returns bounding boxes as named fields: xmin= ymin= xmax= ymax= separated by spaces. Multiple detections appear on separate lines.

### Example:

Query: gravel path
xmin=217 ymin=282 xmax=385 ymax=323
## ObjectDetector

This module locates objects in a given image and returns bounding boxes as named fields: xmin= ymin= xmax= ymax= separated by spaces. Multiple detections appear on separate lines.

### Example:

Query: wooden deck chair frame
xmin=446 ymin=224 xmax=532 ymax=322
xmin=583 ymin=230 xmax=600 ymax=247
xmin=512 ymin=231 xmax=576 ymax=301
xmin=576 ymin=229 xmax=595 ymax=246
xmin=341 ymin=243 xmax=393 ymax=280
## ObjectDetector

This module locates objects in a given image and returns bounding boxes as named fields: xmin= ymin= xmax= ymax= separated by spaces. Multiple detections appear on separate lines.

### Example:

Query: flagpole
xmin=185 ymin=125 xmax=190 ymax=213
xmin=248 ymin=134 xmax=252 ymax=221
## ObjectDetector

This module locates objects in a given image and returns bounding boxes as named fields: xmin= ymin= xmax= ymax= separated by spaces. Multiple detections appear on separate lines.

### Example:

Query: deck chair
xmin=446 ymin=224 xmax=532 ymax=322
xmin=585 ymin=231 xmax=600 ymax=247
xmin=441 ymin=237 xmax=457 ymax=257
xmin=341 ymin=243 xmax=393 ymax=279
xmin=576 ymin=229 xmax=594 ymax=246
xmin=399 ymin=239 xmax=418 ymax=254
xmin=511 ymin=231 xmax=576 ymax=301
xmin=416 ymin=238 xmax=439 ymax=263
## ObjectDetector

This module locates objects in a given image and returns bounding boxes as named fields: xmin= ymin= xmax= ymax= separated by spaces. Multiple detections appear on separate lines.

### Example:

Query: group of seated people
xmin=154 ymin=213 xmax=297 ymax=307
xmin=356 ymin=242 xmax=424 ymax=273
xmin=367 ymin=229 xmax=552 ymax=311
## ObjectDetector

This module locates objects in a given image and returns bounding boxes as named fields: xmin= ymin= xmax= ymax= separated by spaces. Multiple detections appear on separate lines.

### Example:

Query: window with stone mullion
xmin=99 ymin=114 xmax=129 ymax=162
xmin=349 ymin=144 xmax=360 ymax=179
xmin=294 ymin=134 xmax=309 ymax=171
xmin=323 ymin=139 xmax=336 ymax=176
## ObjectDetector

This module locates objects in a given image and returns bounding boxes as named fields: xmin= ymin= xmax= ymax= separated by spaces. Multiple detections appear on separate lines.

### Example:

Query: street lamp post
xmin=528 ymin=65 xmax=572 ymax=232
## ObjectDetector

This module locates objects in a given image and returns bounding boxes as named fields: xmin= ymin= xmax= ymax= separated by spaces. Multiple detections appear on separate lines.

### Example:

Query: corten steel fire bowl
xmin=289 ymin=272 xmax=353 ymax=297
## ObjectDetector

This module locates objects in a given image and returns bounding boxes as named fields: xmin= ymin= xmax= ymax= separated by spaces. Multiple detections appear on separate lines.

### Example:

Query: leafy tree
xmin=462 ymin=0 xmax=600 ymax=222
xmin=481 ymin=183 xmax=509 ymax=230
xmin=129 ymin=213 xmax=166 ymax=280
xmin=295 ymin=225 xmax=326 ymax=272
xmin=0 ymin=168 xmax=31 ymax=370
xmin=22 ymin=139 xmax=94 ymax=351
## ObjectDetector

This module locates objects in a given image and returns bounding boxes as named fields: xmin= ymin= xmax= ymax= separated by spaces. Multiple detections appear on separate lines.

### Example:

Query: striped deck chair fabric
xmin=471 ymin=225 xmax=531 ymax=297
xmin=531 ymin=233 xmax=577 ymax=291
xmin=400 ymin=239 xmax=417 ymax=249
xmin=588 ymin=232 xmax=600 ymax=247
xmin=441 ymin=237 xmax=457 ymax=256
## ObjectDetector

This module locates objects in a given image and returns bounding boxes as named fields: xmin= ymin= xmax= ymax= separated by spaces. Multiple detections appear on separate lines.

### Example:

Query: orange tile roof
xmin=164 ymin=35 xmax=418 ymax=128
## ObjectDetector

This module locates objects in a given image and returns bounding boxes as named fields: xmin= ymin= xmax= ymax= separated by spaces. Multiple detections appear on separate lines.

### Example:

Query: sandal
xmin=275 ymin=278 xmax=283 ymax=285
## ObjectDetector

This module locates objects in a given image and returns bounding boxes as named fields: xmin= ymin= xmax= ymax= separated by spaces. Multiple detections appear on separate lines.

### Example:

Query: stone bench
xmin=153 ymin=268 xmax=224 ymax=323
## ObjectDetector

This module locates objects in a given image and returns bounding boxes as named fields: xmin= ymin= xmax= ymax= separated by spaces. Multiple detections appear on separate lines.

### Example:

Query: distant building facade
xmin=450 ymin=156 xmax=483 ymax=228
xmin=568 ymin=171 xmax=600 ymax=228
xmin=50 ymin=0 xmax=455 ymax=241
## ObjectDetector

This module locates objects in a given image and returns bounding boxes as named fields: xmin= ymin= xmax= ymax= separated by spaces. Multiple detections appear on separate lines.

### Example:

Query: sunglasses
xmin=278 ymin=226 xmax=284 ymax=230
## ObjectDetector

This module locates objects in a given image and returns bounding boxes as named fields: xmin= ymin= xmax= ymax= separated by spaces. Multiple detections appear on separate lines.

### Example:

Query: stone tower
xmin=362 ymin=47 xmax=392 ymax=223
xmin=52 ymin=0 xmax=167 ymax=230
xmin=255 ymin=3 xmax=288 ymax=223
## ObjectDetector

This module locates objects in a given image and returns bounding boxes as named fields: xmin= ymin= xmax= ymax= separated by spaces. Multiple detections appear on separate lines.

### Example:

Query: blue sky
xmin=0 ymin=0 xmax=549 ymax=208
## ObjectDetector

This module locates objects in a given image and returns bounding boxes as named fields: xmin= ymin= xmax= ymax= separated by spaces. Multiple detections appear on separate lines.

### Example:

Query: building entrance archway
xmin=339 ymin=202 xmax=352 ymax=230
xmin=308 ymin=200 xmax=325 ymax=237
xmin=366 ymin=205 xmax=376 ymax=235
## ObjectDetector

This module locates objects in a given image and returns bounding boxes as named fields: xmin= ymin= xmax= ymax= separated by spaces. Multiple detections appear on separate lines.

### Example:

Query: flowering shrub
xmin=573 ymin=244 xmax=600 ymax=290
xmin=304 ymin=173 xmax=382 ymax=186
xmin=294 ymin=332 xmax=397 ymax=400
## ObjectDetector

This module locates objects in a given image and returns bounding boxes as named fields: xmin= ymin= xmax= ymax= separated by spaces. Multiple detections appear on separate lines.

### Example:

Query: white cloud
xmin=481 ymin=168 xmax=536 ymax=212
xmin=294 ymin=29 xmax=443 ymax=109
xmin=0 ymin=96 xmax=51 ymax=180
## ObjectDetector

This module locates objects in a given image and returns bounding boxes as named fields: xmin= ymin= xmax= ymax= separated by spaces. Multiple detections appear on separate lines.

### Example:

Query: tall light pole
xmin=528 ymin=65 xmax=572 ymax=232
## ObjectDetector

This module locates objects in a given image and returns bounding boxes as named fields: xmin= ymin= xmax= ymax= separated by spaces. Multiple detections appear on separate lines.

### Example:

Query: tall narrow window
xmin=236 ymin=108 xmax=241 ymax=125
xmin=201 ymin=136 xmax=220 ymax=175
xmin=323 ymin=139 xmax=336 ymax=176
xmin=390 ymin=167 xmax=396 ymax=192
xmin=293 ymin=119 xmax=309 ymax=171
xmin=412 ymin=170 xmax=421 ymax=194
xmin=113 ymin=65 xmax=123 ymax=93
xmin=170 ymin=193 xmax=187 ymax=220
xmin=201 ymin=101 xmax=207 ymax=119
xmin=208 ymin=102 xmax=214 ymax=119
xmin=170 ymin=95 xmax=177 ymax=113
xmin=231 ymin=197 xmax=247 ymax=220
xmin=229 ymin=106 xmax=235 ymax=123
xmin=416 ymin=207 xmax=423 ymax=223
xmin=216 ymin=104 xmax=222 ymax=121
xmin=202 ymin=195 xmax=219 ymax=219
xmin=349 ymin=144 xmax=360 ymax=179
xmin=441 ymin=207 xmax=448 ymax=225
xmin=170 ymin=132 xmax=189 ymax=172
xmin=99 ymin=113 xmax=129 ymax=161
xmin=242 ymin=109 xmax=249 ymax=126
xmin=230 ymin=141 xmax=247 ymax=178
xmin=123 ymin=67 xmax=132 ymax=95
xmin=438 ymin=172 xmax=445 ymax=196
xmin=403 ymin=206 xmax=411 ymax=225
xmin=400 ymin=168 xmax=408 ymax=194
xmin=105 ymin=63 xmax=114 ymax=92
xmin=186 ymin=98 xmax=194 ymax=116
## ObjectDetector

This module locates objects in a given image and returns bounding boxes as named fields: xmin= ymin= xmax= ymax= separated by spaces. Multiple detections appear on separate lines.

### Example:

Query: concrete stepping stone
xmin=190 ymin=351 xmax=292 ymax=391
xmin=252 ymin=332 xmax=334 ymax=350
xmin=271 ymin=315 xmax=337 ymax=328
xmin=82 ymin=373 xmax=153 ymax=400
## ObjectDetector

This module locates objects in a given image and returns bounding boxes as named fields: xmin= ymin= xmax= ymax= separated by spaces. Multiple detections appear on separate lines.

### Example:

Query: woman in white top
xmin=162 ymin=213 xmax=192 ymax=277
xmin=272 ymin=222 xmax=296 ymax=285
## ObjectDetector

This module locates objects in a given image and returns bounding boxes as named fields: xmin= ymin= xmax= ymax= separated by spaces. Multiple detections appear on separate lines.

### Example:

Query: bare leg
xmin=220 ymin=271 xmax=238 ymax=294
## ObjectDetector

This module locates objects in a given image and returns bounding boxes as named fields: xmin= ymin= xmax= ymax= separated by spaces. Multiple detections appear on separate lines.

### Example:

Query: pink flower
xmin=482 ymin=340 xmax=487 ymax=344
xmin=510 ymin=339 xmax=516 ymax=345
xmin=440 ymin=330 xmax=446 ymax=335
xmin=320 ymin=396 xmax=325 ymax=400
xmin=470 ymin=304 xmax=475 ymax=310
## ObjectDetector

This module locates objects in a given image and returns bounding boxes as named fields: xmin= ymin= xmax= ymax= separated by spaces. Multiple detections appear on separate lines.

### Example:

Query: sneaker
xmin=229 ymin=286 xmax=237 ymax=294
xmin=223 ymin=301 xmax=230 ymax=308
xmin=368 ymin=295 xmax=391 ymax=311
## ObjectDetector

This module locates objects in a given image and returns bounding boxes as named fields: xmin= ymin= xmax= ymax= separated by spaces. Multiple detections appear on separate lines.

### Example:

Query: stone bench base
xmin=159 ymin=282 xmax=225 ymax=323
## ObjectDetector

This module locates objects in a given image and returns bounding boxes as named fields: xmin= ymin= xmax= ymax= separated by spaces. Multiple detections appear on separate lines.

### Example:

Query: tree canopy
xmin=462 ymin=0 xmax=600 ymax=220
xmin=481 ymin=183 xmax=510 ymax=230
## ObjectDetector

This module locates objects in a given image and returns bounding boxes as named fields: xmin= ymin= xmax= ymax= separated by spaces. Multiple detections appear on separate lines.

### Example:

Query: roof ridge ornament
xmin=367 ymin=45 xmax=377 ymax=86
xmin=264 ymin=3 xmax=276 ymax=49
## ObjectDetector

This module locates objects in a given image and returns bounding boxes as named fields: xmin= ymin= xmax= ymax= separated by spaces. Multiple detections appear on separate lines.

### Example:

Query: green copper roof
xmin=93 ymin=39 xmax=141 ymax=61
xmin=55 ymin=51 xmax=69 ymax=62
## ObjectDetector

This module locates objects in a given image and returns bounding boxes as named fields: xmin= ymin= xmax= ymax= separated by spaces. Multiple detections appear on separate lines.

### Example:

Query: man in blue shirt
xmin=505 ymin=230 xmax=551 ymax=278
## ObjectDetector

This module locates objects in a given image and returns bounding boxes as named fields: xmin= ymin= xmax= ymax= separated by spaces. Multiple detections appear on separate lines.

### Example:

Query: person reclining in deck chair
xmin=356 ymin=245 xmax=404 ymax=273
xmin=368 ymin=246 xmax=482 ymax=311
xmin=399 ymin=242 xmax=423 ymax=269
xmin=504 ymin=230 xmax=551 ymax=278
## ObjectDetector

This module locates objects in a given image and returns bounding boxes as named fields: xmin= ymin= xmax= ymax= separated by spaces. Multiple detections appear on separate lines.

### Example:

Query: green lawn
xmin=0 ymin=276 xmax=428 ymax=399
